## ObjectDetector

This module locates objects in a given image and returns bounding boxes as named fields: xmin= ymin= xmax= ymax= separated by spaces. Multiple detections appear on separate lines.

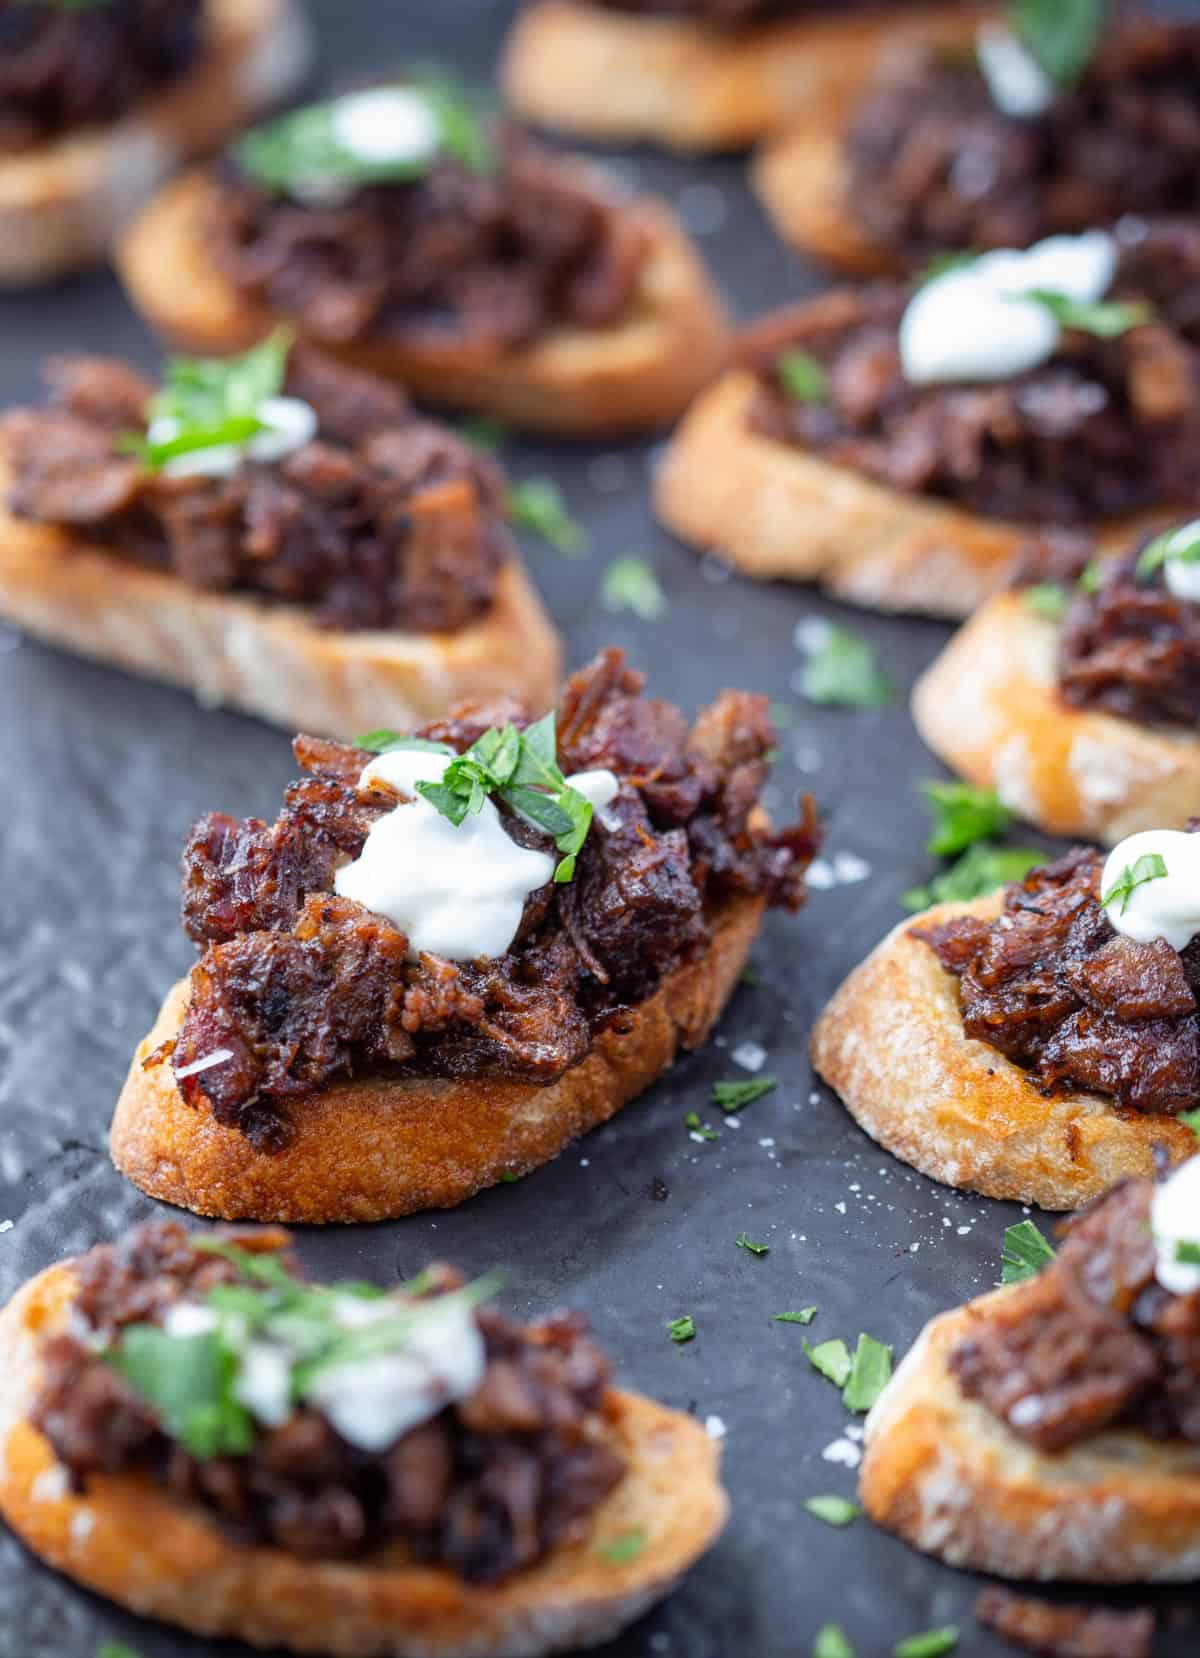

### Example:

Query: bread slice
xmin=913 ymin=591 xmax=1200 ymax=845
xmin=654 ymin=367 xmax=1171 ymax=617
xmin=0 ymin=1261 xmax=728 ymax=1657
xmin=115 ymin=170 xmax=729 ymax=436
xmin=501 ymin=1 xmax=977 ymax=153
xmin=0 ymin=0 xmax=311 ymax=286
xmin=810 ymin=896 xmax=1197 ymax=1210
xmin=753 ymin=114 xmax=901 ymax=276
xmin=110 ymin=894 xmax=764 ymax=1223
xmin=0 ymin=459 xmax=563 ymax=738
xmin=860 ymin=1282 xmax=1200 ymax=1582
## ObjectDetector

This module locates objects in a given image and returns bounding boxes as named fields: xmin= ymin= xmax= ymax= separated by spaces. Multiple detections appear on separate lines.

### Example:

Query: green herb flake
xmin=736 ymin=1232 xmax=769 ymax=1256
xmin=352 ymin=730 xmax=454 ymax=756
xmin=1000 ymin=1218 xmax=1057 ymax=1284
xmin=1180 ymin=1108 xmax=1200 ymax=1136
xmin=499 ymin=1171 xmax=521 ymax=1183
xmin=507 ymin=479 xmax=587 ymax=556
xmin=901 ymin=843 xmax=1043 ymax=912
xmin=668 ymin=1314 xmax=696 ymax=1344
xmin=1022 ymin=289 xmax=1153 ymax=339
xmin=1077 ymin=558 xmax=1106 ymax=594
xmin=124 ymin=329 xmax=293 ymax=471
xmin=1101 ymin=851 xmax=1168 ymax=917
xmin=804 ymin=1337 xmax=852 ymax=1389
xmin=98 ymin=1645 xmax=143 ymax=1658
xmin=917 ymin=250 xmax=979 ymax=288
xmin=106 ymin=1325 xmax=254 ymax=1461
xmin=774 ymin=1307 xmax=817 ymax=1325
xmin=803 ymin=1494 xmax=860 ymax=1527
xmin=1023 ymin=581 xmax=1069 ymax=622
xmin=801 ymin=627 xmax=892 ymax=710
xmin=894 ymin=1629 xmax=959 ymax=1658
xmin=776 ymin=348 xmax=829 ymax=404
xmin=842 ymin=1332 xmax=893 ymax=1414
xmin=1136 ymin=523 xmax=1200 ymax=582
xmin=600 ymin=556 xmax=667 ymax=622
xmin=921 ymin=780 xmax=1012 ymax=859
xmin=712 ymin=1076 xmax=777 ymax=1114
xmin=814 ymin=1623 xmax=857 ymax=1658
xmin=1175 ymin=1240 xmax=1200 ymax=1267
xmin=684 ymin=1110 xmax=720 ymax=1141
xmin=460 ymin=414 xmax=509 ymax=452
xmin=1010 ymin=0 xmax=1107 ymax=89
xmin=596 ymin=1528 xmax=647 ymax=1564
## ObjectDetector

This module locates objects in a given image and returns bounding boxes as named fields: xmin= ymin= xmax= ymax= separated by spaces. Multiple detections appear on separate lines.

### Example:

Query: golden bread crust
xmin=753 ymin=115 xmax=900 ymax=275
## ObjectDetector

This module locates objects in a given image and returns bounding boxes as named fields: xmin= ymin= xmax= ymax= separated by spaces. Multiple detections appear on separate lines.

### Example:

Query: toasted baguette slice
xmin=913 ymin=592 xmax=1200 ymax=845
xmin=115 ymin=170 xmax=729 ymax=436
xmin=111 ymin=894 xmax=763 ymax=1223
xmin=0 ymin=1261 xmax=728 ymax=1657
xmin=753 ymin=114 xmax=901 ymax=276
xmin=655 ymin=368 xmax=1170 ymax=617
xmin=501 ymin=1 xmax=977 ymax=153
xmin=0 ymin=460 xmax=562 ymax=737
xmin=0 ymin=0 xmax=311 ymax=287
xmin=810 ymin=896 xmax=1196 ymax=1210
xmin=860 ymin=1282 xmax=1200 ymax=1582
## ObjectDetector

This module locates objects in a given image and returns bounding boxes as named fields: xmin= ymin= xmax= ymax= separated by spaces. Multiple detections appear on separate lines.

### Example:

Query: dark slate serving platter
xmin=1 ymin=3 xmax=1197 ymax=1654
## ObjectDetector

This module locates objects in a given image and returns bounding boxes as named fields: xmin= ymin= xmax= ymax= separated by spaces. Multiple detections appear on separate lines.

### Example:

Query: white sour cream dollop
xmin=976 ymin=22 xmax=1056 ymax=119
xmin=149 ymin=395 xmax=318 ymax=481
xmin=329 ymin=86 xmax=442 ymax=168
xmin=1099 ymin=829 xmax=1200 ymax=952
xmin=1159 ymin=519 xmax=1200 ymax=604
xmin=899 ymin=231 xmax=1118 ymax=387
xmin=1152 ymin=1158 xmax=1200 ymax=1296
xmin=334 ymin=749 xmax=619 ymax=962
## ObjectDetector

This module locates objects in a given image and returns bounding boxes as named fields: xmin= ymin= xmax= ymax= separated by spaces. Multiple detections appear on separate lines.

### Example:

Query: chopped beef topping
xmin=4 ymin=351 xmax=510 ymax=633
xmin=578 ymin=0 xmax=847 ymax=19
xmin=976 ymin=1587 xmax=1155 ymax=1658
xmin=951 ymin=1180 xmax=1200 ymax=1453
xmin=0 ymin=0 xmax=202 ymax=154
xmin=918 ymin=843 xmax=1200 ymax=1116
xmin=168 ymin=648 xmax=819 ymax=1146
xmin=32 ymin=1221 xmax=625 ymax=1580
xmin=844 ymin=19 xmax=1200 ymax=270
xmin=743 ymin=255 xmax=1200 ymax=526
xmin=209 ymin=126 xmax=648 ymax=352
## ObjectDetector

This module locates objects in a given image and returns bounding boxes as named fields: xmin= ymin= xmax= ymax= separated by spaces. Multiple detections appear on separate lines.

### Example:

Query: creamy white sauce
xmin=234 ymin=1340 xmax=293 ymax=1428
xmin=334 ymin=750 xmax=619 ymax=962
xmin=1100 ymin=829 xmax=1200 ymax=952
xmin=1152 ymin=1158 xmax=1200 ymax=1296
xmin=150 ymin=395 xmax=318 ymax=481
xmin=976 ymin=22 xmax=1055 ymax=119
xmin=899 ymin=231 xmax=1117 ymax=387
xmin=330 ymin=87 xmax=442 ymax=168
xmin=162 ymin=1302 xmax=219 ymax=1339
xmin=1161 ymin=519 xmax=1200 ymax=604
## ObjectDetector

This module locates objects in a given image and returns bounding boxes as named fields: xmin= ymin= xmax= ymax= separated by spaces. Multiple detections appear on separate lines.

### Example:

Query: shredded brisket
xmin=167 ymin=649 xmax=818 ymax=1147
xmin=975 ymin=1587 xmax=1155 ymax=1658
xmin=580 ymin=0 xmax=838 ymax=19
xmin=211 ymin=127 xmax=647 ymax=352
xmin=950 ymin=1180 xmax=1200 ymax=1456
xmin=4 ymin=351 xmax=509 ymax=633
xmin=918 ymin=844 xmax=1200 ymax=1117
xmin=33 ymin=1222 xmax=624 ymax=1579
xmin=844 ymin=19 xmax=1200 ymax=269
xmin=744 ymin=250 xmax=1200 ymax=526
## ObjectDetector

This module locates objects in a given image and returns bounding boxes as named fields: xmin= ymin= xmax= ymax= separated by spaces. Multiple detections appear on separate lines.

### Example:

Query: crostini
xmin=914 ymin=523 xmax=1200 ymax=844
xmin=114 ymin=79 xmax=729 ymax=436
xmin=110 ymin=648 xmax=819 ymax=1222
xmin=0 ymin=1220 xmax=728 ymax=1654
xmin=501 ymin=0 xmax=980 ymax=154
xmin=0 ymin=0 xmax=311 ymax=286
xmin=861 ymin=1167 xmax=1200 ymax=1582
xmin=656 ymin=231 xmax=1200 ymax=616
xmin=755 ymin=10 xmax=1200 ymax=277
xmin=811 ymin=837 xmax=1200 ymax=1208
xmin=0 ymin=335 xmax=562 ymax=735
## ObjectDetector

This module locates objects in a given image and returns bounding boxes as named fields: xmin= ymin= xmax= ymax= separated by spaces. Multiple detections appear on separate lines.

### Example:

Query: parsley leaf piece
xmin=842 ymin=1333 xmax=893 ymax=1413
xmin=901 ymin=843 xmax=1043 ymax=912
xmin=131 ymin=328 xmax=293 ymax=471
xmin=1100 ymin=851 xmax=1168 ymax=917
xmin=712 ymin=1076 xmax=777 ymax=1113
xmin=107 ymin=1326 xmax=254 ymax=1460
xmin=917 ymin=250 xmax=979 ymax=288
xmin=1000 ymin=1218 xmax=1057 ymax=1284
xmin=736 ymin=1232 xmax=769 ymax=1256
xmin=1023 ymin=581 xmax=1069 ymax=622
xmin=353 ymin=730 xmax=455 ymax=756
xmin=802 ymin=626 xmax=892 ymax=709
xmin=803 ymin=1494 xmax=860 ymax=1527
xmin=1180 ymin=1108 xmax=1200 ymax=1136
xmin=921 ymin=780 xmax=1013 ymax=858
xmin=684 ymin=1110 xmax=720 ymax=1141
xmin=1022 ymin=289 xmax=1153 ymax=339
xmin=774 ymin=1307 xmax=817 ymax=1325
xmin=814 ymin=1624 xmax=857 ymax=1658
xmin=600 ymin=556 xmax=667 ymax=621
xmin=1175 ymin=1240 xmax=1200 ymax=1267
xmin=1136 ymin=523 xmax=1200 ymax=582
xmin=668 ymin=1314 xmax=696 ymax=1344
xmin=597 ymin=1528 xmax=647 ymax=1564
xmin=1077 ymin=558 xmax=1105 ymax=593
xmin=460 ymin=414 xmax=509 ymax=452
xmin=894 ymin=1629 xmax=959 ymax=1658
xmin=776 ymin=348 xmax=829 ymax=403
xmin=1010 ymin=0 xmax=1107 ymax=89
xmin=804 ymin=1337 xmax=852 ymax=1389
xmin=98 ymin=1646 xmax=143 ymax=1658
xmin=507 ymin=479 xmax=587 ymax=556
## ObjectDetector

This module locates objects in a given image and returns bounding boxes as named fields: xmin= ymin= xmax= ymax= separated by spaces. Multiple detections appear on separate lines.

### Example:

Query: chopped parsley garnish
xmin=736 ymin=1232 xmax=769 ymax=1256
xmin=774 ymin=1307 xmax=817 ymax=1325
xmin=921 ymin=780 xmax=1012 ymax=859
xmin=801 ymin=627 xmax=892 ymax=710
xmin=842 ymin=1333 xmax=893 ymax=1413
xmin=461 ymin=414 xmax=510 ymax=452
xmin=98 ymin=1647 xmax=142 ymax=1658
xmin=120 ymin=329 xmax=293 ymax=471
xmin=600 ymin=556 xmax=667 ymax=621
xmin=1180 ymin=1108 xmax=1200 ymax=1136
xmin=108 ymin=1323 xmax=254 ymax=1460
xmin=1175 ymin=1240 xmax=1200 ymax=1267
xmin=901 ymin=843 xmax=1043 ymax=912
xmin=1136 ymin=523 xmax=1200 ymax=582
xmin=685 ymin=1110 xmax=719 ymax=1141
xmin=814 ymin=1624 xmax=857 ymax=1658
xmin=712 ymin=1076 xmax=776 ymax=1113
xmin=507 ymin=479 xmax=587 ymax=556
xmin=1077 ymin=557 xmax=1105 ymax=593
xmin=1022 ymin=289 xmax=1152 ymax=339
xmin=1023 ymin=581 xmax=1069 ymax=622
xmin=1010 ymin=0 xmax=1107 ymax=89
xmin=1101 ymin=851 xmax=1168 ymax=917
xmin=776 ymin=348 xmax=829 ymax=404
xmin=804 ymin=1337 xmax=852 ymax=1389
xmin=917 ymin=250 xmax=978 ymax=288
xmin=415 ymin=711 xmax=596 ymax=882
xmin=596 ymin=1528 xmax=647 ymax=1564
xmin=352 ymin=731 xmax=453 ymax=755
xmin=894 ymin=1629 xmax=959 ymax=1658
xmin=803 ymin=1494 xmax=860 ymax=1527
xmin=668 ymin=1314 xmax=696 ymax=1343
xmin=1000 ymin=1218 xmax=1057 ymax=1284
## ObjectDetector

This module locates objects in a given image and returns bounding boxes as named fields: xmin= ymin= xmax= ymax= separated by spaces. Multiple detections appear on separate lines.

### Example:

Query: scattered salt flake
xmin=579 ymin=1158 xmax=590 ymax=1167
xmin=0 ymin=1220 xmax=12 ymax=1234
xmin=832 ymin=851 xmax=871 ymax=884
xmin=845 ymin=1425 xmax=865 ymax=1443
xmin=910 ymin=1242 xmax=921 ymax=1253
xmin=758 ymin=1137 xmax=776 ymax=1149
xmin=834 ymin=1200 xmax=847 ymax=1215
xmin=957 ymin=1225 xmax=973 ymax=1236
xmin=807 ymin=859 xmax=836 ymax=890
xmin=822 ymin=1437 xmax=862 ymax=1469
xmin=732 ymin=1040 xmax=767 ymax=1073
xmin=849 ymin=1183 xmax=861 ymax=1193
xmin=726 ymin=1115 xmax=742 ymax=1129
xmin=809 ymin=1092 xmax=822 ymax=1105
xmin=704 ymin=1414 xmax=727 ymax=1440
